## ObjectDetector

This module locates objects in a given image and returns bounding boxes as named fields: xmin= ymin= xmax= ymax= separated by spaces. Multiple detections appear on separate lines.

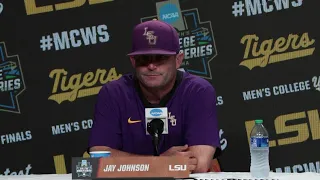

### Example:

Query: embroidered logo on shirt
xmin=128 ymin=117 xmax=142 ymax=124
xmin=168 ymin=112 xmax=176 ymax=126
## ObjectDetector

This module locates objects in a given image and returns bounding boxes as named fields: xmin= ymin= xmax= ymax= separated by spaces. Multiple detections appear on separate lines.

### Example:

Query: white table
xmin=191 ymin=172 xmax=320 ymax=180
xmin=0 ymin=172 xmax=319 ymax=180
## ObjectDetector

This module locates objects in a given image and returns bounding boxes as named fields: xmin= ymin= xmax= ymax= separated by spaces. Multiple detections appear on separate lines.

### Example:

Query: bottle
xmin=250 ymin=119 xmax=270 ymax=178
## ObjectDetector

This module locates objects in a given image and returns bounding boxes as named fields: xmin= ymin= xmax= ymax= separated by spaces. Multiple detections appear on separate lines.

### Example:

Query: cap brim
xmin=127 ymin=49 xmax=177 ymax=56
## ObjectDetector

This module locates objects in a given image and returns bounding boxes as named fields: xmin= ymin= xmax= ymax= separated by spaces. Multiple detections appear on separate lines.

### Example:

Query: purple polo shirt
xmin=88 ymin=71 xmax=220 ymax=155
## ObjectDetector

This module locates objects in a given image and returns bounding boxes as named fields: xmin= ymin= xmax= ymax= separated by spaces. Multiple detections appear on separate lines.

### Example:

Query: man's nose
xmin=147 ymin=63 xmax=157 ymax=70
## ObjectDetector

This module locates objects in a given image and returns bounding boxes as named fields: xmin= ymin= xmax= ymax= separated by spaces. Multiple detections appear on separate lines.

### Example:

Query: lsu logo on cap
xmin=143 ymin=27 xmax=157 ymax=45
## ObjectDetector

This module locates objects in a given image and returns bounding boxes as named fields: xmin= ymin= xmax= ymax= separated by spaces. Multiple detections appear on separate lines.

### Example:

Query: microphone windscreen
xmin=147 ymin=119 xmax=164 ymax=135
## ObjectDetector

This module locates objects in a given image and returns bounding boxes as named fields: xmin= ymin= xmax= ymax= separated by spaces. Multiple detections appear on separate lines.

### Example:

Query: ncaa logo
xmin=159 ymin=3 xmax=179 ymax=23
xmin=150 ymin=109 xmax=163 ymax=116
xmin=141 ymin=0 xmax=217 ymax=79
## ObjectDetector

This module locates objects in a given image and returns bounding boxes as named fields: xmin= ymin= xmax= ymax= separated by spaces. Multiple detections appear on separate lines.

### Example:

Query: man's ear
xmin=129 ymin=56 xmax=136 ymax=67
xmin=176 ymin=52 xmax=184 ymax=69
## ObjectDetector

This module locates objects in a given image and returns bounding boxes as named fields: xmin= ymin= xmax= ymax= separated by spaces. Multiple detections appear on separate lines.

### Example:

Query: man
xmin=88 ymin=19 xmax=220 ymax=173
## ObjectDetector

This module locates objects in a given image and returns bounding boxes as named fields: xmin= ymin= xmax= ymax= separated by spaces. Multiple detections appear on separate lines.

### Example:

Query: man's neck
xmin=139 ymin=75 xmax=177 ymax=104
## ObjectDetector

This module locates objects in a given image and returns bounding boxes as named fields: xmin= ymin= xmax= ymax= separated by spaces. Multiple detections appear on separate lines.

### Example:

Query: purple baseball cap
xmin=127 ymin=19 xmax=180 ymax=56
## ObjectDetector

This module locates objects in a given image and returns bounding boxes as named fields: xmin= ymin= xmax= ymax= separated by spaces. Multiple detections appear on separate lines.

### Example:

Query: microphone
xmin=145 ymin=107 xmax=169 ymax=156
xmin=147 ymin=119 xmax=164 ymax=156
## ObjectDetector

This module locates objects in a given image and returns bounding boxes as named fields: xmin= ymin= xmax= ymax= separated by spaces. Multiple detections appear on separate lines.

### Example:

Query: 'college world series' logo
xmin=0 ymin=42 xmax=25 ymax=113
xmin=141 ymin=0 xmax=217 ymax=79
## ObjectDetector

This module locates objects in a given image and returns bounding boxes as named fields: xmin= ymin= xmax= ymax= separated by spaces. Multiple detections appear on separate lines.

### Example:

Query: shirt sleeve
xmin=184 ymin=85 xmax=221 ymax=152
xmin=88 ymin=85 xmax=122 ymax=151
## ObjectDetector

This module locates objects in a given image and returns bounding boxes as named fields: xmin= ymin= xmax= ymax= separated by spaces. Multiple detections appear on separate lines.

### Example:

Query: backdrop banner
xmin=0 ymin=0 xmax=319 ymax=176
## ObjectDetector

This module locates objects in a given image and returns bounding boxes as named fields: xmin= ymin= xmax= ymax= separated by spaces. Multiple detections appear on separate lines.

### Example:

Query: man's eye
xmin=158 ymin=55 xmax=169 ymax=60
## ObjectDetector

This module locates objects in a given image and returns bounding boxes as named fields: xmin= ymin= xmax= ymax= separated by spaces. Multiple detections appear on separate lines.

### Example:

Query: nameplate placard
xmin=72 ymin=156 xmax=190 ymax=179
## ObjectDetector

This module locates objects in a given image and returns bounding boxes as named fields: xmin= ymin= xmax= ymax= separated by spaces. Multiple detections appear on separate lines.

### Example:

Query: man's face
xmin=130 ymin=54 xmax=182 ymax=89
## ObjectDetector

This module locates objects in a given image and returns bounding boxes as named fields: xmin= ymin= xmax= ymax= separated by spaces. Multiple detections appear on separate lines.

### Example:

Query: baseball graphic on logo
xmin=0 ymin=3 xmax=3 ymax=14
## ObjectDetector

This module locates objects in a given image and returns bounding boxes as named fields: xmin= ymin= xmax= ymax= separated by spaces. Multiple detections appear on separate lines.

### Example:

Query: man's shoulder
xmin=100 ymin=73 xmax=135 ymax=95
xmin=181 ymin=72 xmax=214 ymax=91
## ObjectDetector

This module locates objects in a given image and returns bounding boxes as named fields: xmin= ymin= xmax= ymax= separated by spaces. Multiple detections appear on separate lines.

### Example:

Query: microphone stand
xmin=147 ymin=119 xmax=164 ymax=157
xmin=152 ymin=132 xmax=160 ymax=156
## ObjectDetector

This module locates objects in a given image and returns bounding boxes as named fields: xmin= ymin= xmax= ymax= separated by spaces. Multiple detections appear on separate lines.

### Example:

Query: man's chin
xmin=144 ymin=83 xmax=162 ymax=89
xmin=141 ymin=81 xmax=163 ymax=89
